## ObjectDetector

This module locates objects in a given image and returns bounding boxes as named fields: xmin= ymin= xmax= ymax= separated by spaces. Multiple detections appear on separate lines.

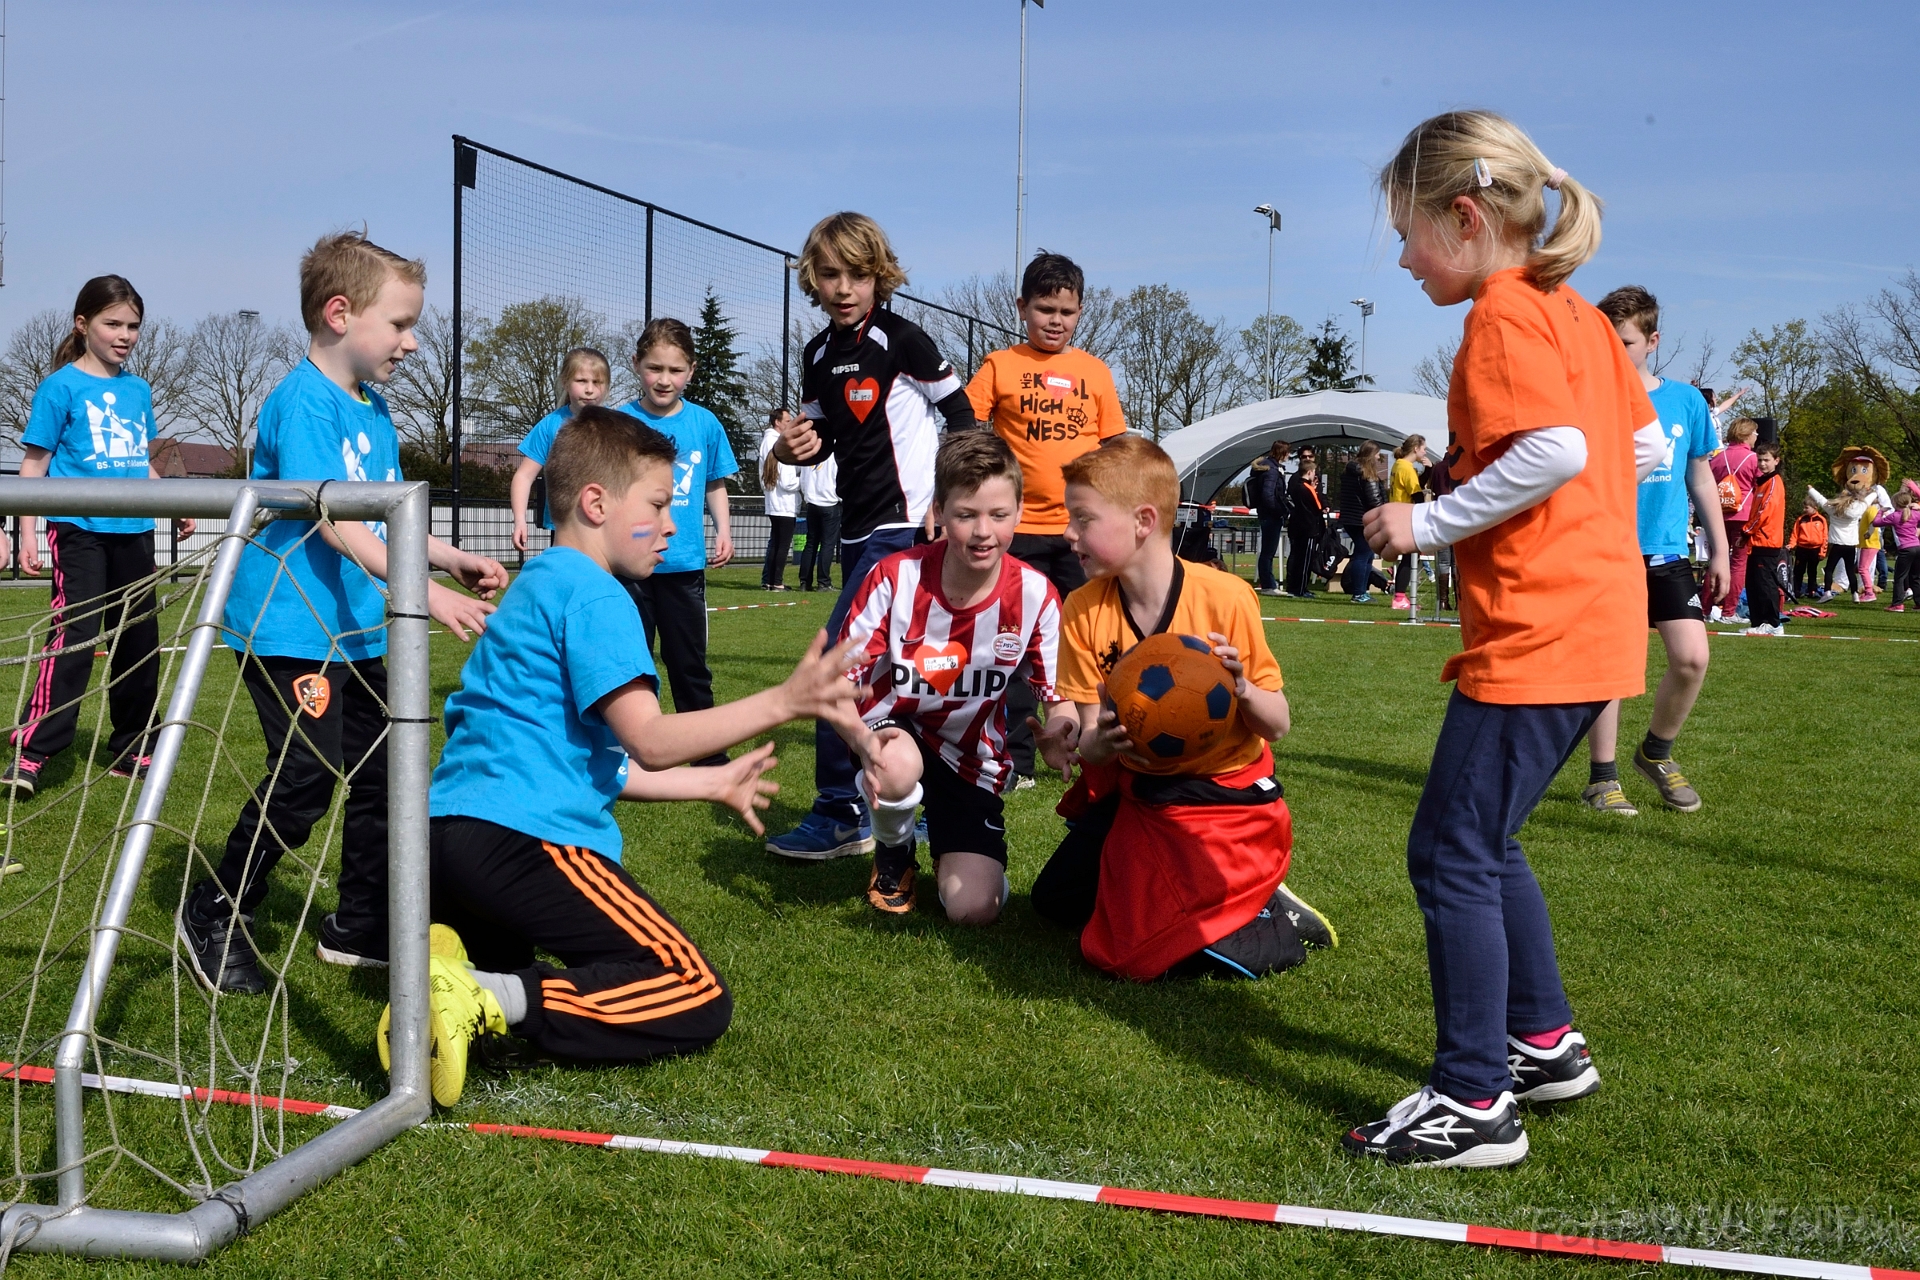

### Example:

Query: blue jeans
xmin=811 ymin=526 xmax=919 ymax=823
xmin=1256 ymin=515 xmax=1285 ymax=589
xmin=1342 ymin=532 xmax=1375 ymax=596
xmin=1406 ymin=691 xmax=1599 ymax=1099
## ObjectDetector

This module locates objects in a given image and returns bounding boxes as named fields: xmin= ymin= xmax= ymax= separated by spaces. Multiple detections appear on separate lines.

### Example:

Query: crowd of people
xmin=7 ymin=105 xmax=1898 ymax=1175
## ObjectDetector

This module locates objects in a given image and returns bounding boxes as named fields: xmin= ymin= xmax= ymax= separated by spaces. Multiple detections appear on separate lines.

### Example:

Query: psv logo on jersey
xmin=291 ymin=673 xmax=331 ymax=719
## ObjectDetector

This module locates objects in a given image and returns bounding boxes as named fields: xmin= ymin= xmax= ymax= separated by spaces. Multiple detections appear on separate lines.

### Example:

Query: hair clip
xmin=1546 ymin=167 xmax=1568 ymax=191
xmin=1472 ymin=158 xmax=1493 ymax=188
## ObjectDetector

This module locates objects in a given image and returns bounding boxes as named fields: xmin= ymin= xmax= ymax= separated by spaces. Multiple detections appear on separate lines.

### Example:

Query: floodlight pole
xmin=1254 ymin=205 xmax=1282 ymax=399
xmin=1350 ymin=298 xmax=1373 ymax=384
xmin=1015 ymin=0 xmax=1043 ymax=284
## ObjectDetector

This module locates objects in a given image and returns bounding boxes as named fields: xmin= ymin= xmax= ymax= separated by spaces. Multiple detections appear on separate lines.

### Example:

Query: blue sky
xmin=3 ymin=0 xmax=1915 ymax=395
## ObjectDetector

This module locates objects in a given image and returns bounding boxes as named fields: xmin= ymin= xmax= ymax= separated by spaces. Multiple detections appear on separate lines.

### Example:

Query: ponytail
xmin=1527 ymin=174 xmax=1601 ymax=291
xmin=54 ymin=275 xmax=146 ymax=369
xmin=761 ymin=447 xmax=782 ymax=491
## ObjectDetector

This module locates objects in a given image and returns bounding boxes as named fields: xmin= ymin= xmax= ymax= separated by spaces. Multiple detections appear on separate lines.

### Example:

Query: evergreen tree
xmin=1299 ymin=318 xmax=1373 ymax=392
xmin=686 ymin=289 xmax=755 ymax=486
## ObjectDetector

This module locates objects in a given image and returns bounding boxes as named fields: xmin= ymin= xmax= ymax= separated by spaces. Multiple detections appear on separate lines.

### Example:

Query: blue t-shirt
xmin=1636 ymin=379 xmax=1718 ymax=557
xmin=22 ymin=364 xmax=157 ymax=534
xmin=616 ymin=400 xmax=737 ymax=574
xmin=429 ymin=546 xmax=657 ymax=861
xmin=222 ymin=360 xmax=402 ymax=661
xmin=518 ymin=406 xmax=571 ymax=530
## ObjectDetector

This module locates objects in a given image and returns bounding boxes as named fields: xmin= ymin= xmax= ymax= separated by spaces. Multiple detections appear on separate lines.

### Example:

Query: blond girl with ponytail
xmin=1348 ymin=112 xmax=1664 ymax=1169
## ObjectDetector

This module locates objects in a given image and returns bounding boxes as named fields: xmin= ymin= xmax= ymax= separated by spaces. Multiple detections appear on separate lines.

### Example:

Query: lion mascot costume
xmin=1808 ymin=445 xmax=1892 ymax=601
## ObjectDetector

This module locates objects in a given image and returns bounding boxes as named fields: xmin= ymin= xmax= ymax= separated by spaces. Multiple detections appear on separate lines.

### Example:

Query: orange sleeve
xmin=964 ymin=355 xmax=998 ymax=428
xmin=1456 ymin=312 xmax=1582 ymax=463
xmin=1055 ymin=593 xmax=1104 ymax=705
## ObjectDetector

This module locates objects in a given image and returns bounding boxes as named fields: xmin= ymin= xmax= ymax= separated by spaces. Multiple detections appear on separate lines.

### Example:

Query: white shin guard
xmin=865 ymin=782 xmax=922 ymax=848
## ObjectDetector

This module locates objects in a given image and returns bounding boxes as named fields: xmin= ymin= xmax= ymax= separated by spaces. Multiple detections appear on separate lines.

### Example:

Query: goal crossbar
xmin=0 ymin=478 xmax=433 ymax=1262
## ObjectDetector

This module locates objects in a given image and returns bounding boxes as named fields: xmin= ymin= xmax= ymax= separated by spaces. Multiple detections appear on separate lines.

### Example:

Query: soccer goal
xmin=0 ymin=477 xmax=432 ymax=1263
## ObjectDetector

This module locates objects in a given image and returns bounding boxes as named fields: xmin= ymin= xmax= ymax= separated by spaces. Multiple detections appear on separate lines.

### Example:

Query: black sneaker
xmin=1 ymin=757 xmax=42 ymax=798
xmin=1273 ymin=882 xmax=1338 ymax=949
xmin=1507 ymin=1028 xmax=1600 ymax=1105
xmin=178 ymin=881 xmax=268 ymax=995
xmin=109 ymin=754 xmax=152 ymax=783
xmin=1341 ymin=1087 xmax=1529 ymax=1168
xmin=316 ymin=912 xmax=389 ymax=968
xmin=1185 ymin=894 xmax=1307 ymax=978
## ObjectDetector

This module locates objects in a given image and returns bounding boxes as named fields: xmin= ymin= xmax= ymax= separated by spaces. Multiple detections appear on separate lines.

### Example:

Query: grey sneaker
xmin=1632 ymin=746 xmax=1702 ymax=813
xmin=1273 ymin=881 xmax=1338 ymax=949
xmin=1580 ymin=781 xmax=1639 ymax=816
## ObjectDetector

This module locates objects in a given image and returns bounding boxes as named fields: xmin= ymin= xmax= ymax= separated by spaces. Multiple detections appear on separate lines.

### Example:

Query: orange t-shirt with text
xmin=1441 ymin=268 xmax=1653 ymax=704
xmin=966 ymin=344 xmax=1127 ymax=534
xmin=1057 ymin=558 xmax=1282 ymax=775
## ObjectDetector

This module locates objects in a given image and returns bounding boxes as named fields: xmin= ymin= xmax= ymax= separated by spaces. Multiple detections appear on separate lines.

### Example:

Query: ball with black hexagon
xmin=1103 ymin=633 xmax=1240 ymax=776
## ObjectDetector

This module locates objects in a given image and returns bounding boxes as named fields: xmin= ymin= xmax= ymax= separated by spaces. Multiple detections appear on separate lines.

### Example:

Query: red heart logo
xmin=844 ymin=377 xmax=880 ymax=423
xmin=911 ymin=640 xmax=969 ymax=695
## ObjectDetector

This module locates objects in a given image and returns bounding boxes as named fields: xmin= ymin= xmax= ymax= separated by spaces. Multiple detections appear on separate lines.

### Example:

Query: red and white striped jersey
xmin=840 ymin=543 xmax=1062 ymax=795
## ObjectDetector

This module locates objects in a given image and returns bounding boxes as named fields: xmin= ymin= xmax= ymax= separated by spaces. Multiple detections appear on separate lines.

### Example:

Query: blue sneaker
xmin=914 ymin=815 xmax=929 ymax=845
xmin=766 ymin=812 xmax=875 ymax=861
xmin=1352 ymin=593 xmax=1374 ymax=605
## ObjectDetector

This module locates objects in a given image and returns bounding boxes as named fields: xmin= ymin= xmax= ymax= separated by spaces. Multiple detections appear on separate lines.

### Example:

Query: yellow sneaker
xmin=429 ymin=923 xmax=469 ymax=964
xmin=377 ymin=952 xmax=507 ymax=1108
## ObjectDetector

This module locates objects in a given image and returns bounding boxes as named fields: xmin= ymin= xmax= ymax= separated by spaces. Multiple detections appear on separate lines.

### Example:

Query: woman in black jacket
xmin=1284 ymin=459 xmax=1327 ymax=596
xmin=1339 ymin=441 xmax=1387 ymax=603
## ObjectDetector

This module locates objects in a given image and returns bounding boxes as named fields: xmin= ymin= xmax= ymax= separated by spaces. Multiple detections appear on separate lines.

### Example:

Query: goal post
xmin=0 ymin=477 xmax=433 ymax=1263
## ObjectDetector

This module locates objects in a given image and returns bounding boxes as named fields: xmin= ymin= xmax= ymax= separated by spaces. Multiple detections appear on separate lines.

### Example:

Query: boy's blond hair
xmin=1063 ymin=435 xmax=1176 ymax=532
xmin=796 ymin=212 xmax=907 ymax=305
xmin=299 ymin=230 xmax=427 ymax=334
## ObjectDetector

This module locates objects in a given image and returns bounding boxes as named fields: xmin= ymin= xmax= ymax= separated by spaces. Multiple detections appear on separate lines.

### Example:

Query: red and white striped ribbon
xmin=2 ymin=1062 xmax=1910 ymax=1278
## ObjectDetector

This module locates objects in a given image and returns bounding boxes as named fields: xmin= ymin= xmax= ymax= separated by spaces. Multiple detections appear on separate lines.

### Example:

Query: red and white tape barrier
xmin=707 ymin=600 xmax=808 ymax=613
xmin=2 ymin=1061 xmax=1910 ymax=1278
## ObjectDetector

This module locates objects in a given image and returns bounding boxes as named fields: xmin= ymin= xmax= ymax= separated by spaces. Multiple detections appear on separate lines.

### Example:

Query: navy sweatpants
xmin=1407 ymin=690 xmax=1601 ymax=1100
xmin=810 ymin=525 xmax=918 ymax=824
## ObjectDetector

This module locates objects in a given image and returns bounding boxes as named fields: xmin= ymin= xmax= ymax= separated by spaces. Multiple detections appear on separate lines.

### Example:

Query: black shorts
xmin=871 ymin=719 xmax=1007 ymax=865
xmin=1646 ymin=558 xmax=1705 ymax=624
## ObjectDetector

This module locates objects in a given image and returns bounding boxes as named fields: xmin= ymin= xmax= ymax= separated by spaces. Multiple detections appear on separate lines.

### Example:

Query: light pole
xmin=1349 ymin=298 xmax=1373 ymax=385
xmin=1253 ymin=204 xmax=1282 ymax=399
xmin=1016 ymin=0 xmax=1043 ymax=284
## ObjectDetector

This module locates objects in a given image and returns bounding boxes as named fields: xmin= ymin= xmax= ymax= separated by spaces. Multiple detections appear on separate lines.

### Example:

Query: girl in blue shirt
xmin=5 ymin=275 xmax=194 ymax=796
xmin=510 ymin=346 xmax=611 ymax=553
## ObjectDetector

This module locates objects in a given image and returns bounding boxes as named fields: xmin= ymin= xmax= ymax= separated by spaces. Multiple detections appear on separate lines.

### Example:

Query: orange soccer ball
xmin=1105 ymin=633 xmax=1239 ymax=775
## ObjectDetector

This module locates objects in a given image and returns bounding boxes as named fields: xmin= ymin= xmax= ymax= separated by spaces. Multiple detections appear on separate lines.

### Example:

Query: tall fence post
xmin=781 ymin=258 xmax=792 ymax=412
xmin=644 ymin=206 xmax=655 ymax=324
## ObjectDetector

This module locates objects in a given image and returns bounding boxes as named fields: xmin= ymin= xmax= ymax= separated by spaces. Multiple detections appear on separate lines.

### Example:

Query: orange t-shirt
xmin=966 ymin=344 xmax=1127 ymax=534
xmin=1057 ymin=557 xmax=1282 ymax=774
xmin=1746 ymin=473 xmax=1786 ymax=548
xmin=1440 ymin=268 xmax=1653 ymax=704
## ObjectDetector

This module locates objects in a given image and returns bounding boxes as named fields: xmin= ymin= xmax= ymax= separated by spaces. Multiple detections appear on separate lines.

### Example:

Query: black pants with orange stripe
xmin=428 ymin=817 xmax=732 ymax=1063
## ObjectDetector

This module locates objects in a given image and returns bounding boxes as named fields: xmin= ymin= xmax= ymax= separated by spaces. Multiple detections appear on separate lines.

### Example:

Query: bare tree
xmin=385 ymin=305 xmax=460 ymax=464
xmin=1237 ymin=313 xmax=1312 ymax=400
xmin=181 ymin=312 xmax=301 ymax=470
xmin=1685 ymin=331 xmax=1724 ymax=390
xmin=1165 ymin=314 xmax=1244 ymax=430
xmin=124 ymin=317 xmax=195 ymax=433
xmin=1822 ymin=270 xmax=1920 ymax=458
xmin=464 ymin=296 xmax=609 ymax=442
xmin=1411 ymin=336 xmax=1460 ymax=399
xmin=0 ymin=310 xmax=71 ymax=442
xmin=1732 ymin=319 xmax=1825 ymax=425
xmin=1110 ymin=285 xmax=1249 ymax=439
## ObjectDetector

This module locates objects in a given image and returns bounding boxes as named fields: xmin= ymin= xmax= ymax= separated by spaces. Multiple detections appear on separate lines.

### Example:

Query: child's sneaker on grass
xmin=378 ymin=952 xmax=508 ymax=1108
xmin=1273 ymin=882 xmax=1338 ymax=949
xmin=866 ymin=862 xmax=918 ymax=915
xmin=766 ymin=812 xmax=874 ymax=861
xmin=1579 ymin=781 xmax=1638 ymax=816
xmin=1 ymin=757 xmax=42 ymax=797
xmin=1341 ymin=1087 xmax=1528 ymax=1168
xmin=1391 ymin=593 xmax=1410 ymax=610
xmin=108 ymin=754 xmax=152 ymax=783
xmin=1632 ymin=745 xmax=1702 ymax=812
xmin=177 ymin=881 xmax=267 ymax=996
xmin=1743 ymin=623 xmax=1785 ymax=636
xmin=316 ymin=912 xmax=388 ymax=968
xmin=1507 ymin=1028 xmax=1600 ymax=1105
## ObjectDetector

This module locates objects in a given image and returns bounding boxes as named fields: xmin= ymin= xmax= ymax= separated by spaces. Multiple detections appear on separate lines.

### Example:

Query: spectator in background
xmin=1248 ymin=439 xmax=1292 ymax=596
xmin=1790 ymin=498 xmax=1828 ymax=602
xmin=759 ymin=413 xmax=802 ymax=590
xmin=1387 ymin=434 xmax=1427 ymax=610
xmin=1285 ymin=458 xmax=1326 ymax=597
xmin=796 ymin=453 xmax=840 ymax=592
xmin=1708 ymin=416 xmax=1760 ymax=623
xmin=1340 ymin=441 xmax=1387 ymax=604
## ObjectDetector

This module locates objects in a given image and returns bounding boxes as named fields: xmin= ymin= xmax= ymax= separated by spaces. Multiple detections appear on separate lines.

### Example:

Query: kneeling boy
xmin=837 ymin=432 xmax=1070 ymax=923
xmin=1031 ymin=435 xmax=1335 ymax=981
xmin=392 ymin=407 xmax=862 ymax=1105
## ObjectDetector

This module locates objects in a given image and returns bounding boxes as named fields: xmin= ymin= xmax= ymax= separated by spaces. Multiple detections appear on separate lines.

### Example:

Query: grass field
xmin=3 ymin=560 xmax=1917 ymax=1278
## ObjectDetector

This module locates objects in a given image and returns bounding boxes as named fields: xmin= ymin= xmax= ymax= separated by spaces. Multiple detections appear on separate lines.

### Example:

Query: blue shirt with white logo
xmin=616 ymin=399 xmax=737 ymax=574
xmin=429 ymin=546 xmax=657 ymax=861
xmin=222 ymin=360 xmax=402 ymax=661
xmin=22 ymin=364 xmax=157 ymax=534
xmin=1636 ymin=379 xmax=1719 ymax=557
xmin=518 ymin=406 xmax=572 ymax=530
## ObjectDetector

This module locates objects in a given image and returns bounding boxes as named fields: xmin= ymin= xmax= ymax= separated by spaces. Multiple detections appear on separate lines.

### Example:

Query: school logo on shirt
xmin=83 ymin=392 xmax=148 ymax=465
xmin=674 ymin=450 xmax=702 ymax=500
xmin=291 ymin=673 xmax=331 ymax=718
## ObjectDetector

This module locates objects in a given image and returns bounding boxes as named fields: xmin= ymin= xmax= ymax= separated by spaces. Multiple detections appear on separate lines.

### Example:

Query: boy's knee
xmin=942 ymin=891 xmax=1004 ymax=927
xmin=937 ymin=856 xmax=1007 ymax=926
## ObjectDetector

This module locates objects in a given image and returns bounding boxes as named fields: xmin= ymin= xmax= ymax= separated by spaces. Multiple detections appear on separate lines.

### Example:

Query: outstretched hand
xmin=782 ymin=628 xmax=864 ymax=727
xmin=427 ymin=580 xmax=496 ymax=641
xmin=1030 ymin=711 xmax=1080 ymax=782
xmin=1363 ymin=501 xmax=1418 ymax=556
xmin=707 ymin=741 xmax=780 ymax=835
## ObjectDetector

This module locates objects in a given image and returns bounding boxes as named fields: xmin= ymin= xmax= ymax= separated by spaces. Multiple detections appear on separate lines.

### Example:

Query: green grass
xmin=3 ymin=564 xmax=1917 ymax=1277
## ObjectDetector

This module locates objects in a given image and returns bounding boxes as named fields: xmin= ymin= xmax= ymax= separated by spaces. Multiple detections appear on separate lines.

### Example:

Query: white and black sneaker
xmin=1507 ymin=1028 xmax=1600 ymax=1105
xmin=1273 ymin=882 xmax=1338 ymax=950
xmin=1341 ymin=1087 xmax=1529 ymax=1168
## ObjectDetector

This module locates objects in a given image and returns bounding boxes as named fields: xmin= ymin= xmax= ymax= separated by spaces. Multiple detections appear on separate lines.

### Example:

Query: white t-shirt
xmin=799 ymin=453 xmax=839 ymax=508
xmin=759 ymin=427 xmax=803 ymax=518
